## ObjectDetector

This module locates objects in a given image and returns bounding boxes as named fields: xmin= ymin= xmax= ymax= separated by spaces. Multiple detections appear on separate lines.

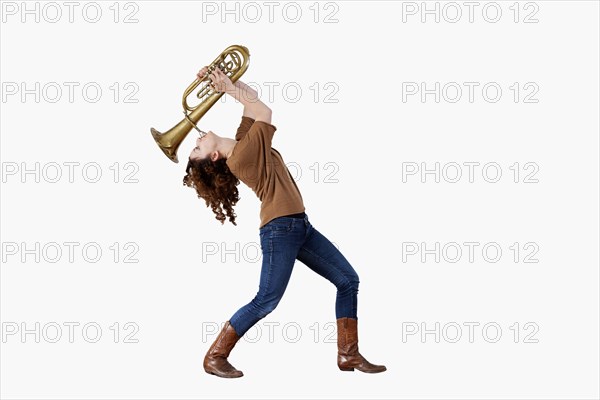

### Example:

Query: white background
xmin=1 ymin=1 xmax=598 ymax=399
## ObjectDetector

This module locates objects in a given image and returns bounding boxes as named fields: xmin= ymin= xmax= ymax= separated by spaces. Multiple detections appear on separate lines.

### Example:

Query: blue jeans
xmin=229 ymin=213 xmax=360 ymax=337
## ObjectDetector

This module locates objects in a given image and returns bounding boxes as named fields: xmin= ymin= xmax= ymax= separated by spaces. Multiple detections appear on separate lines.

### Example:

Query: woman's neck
xmin=217 ymin=137 xmax=237 ymax=159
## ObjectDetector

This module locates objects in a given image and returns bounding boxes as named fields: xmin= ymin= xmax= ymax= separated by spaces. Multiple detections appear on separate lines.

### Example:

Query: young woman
xmin=183 ymin=66 xmax=386 ymax=378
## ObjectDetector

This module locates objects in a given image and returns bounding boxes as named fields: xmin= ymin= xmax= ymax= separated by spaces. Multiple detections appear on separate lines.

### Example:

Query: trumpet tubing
xmin=150 ymin=45 xmax=250 ymax=163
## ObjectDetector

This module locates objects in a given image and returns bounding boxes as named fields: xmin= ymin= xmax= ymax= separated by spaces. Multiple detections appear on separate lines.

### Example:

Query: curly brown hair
xmin=183 ymin=156 xmax=241 ymax=225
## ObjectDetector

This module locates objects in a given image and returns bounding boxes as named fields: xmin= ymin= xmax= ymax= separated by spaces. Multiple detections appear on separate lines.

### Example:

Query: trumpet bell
xmin=150 ymin=127 xmax=180 ymax=163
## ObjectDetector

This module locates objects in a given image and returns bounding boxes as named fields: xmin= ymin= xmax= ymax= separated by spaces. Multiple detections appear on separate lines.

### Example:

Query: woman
xmin=183 ymin=66 xmax=386 ymax=378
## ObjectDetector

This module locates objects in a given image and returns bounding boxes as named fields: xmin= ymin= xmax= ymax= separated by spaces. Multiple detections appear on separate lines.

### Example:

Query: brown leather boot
xmin=336 ymin=317 xmax=387 ymax=373
xmin=203 ymin=321 xmax=244 ymax=378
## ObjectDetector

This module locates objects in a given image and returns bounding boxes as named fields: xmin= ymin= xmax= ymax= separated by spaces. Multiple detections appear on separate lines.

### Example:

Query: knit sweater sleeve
xmin=235 ymin=116 xmax=256 ymax=141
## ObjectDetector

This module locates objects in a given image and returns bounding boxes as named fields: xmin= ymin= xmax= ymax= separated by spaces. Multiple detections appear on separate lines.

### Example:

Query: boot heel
xmin=339 ymin=366 xmax=354 ymax=371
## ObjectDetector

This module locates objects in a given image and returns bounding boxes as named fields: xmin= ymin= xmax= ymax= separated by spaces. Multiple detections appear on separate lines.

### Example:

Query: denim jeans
xmin=229 ymin=213 xmax=360 ymax=337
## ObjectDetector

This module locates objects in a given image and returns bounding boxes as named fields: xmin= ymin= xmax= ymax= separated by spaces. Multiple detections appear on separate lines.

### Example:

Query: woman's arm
xmin=234 ymin=80 xmax=257 ymax=119
xmin=232 ymin=83 xmax=259 ymax=140
xmin=211 ymin=68 xmax=272 ymax=124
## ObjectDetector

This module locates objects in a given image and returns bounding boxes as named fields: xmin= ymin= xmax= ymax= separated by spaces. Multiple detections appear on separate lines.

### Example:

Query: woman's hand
xmin=196 ymin=66 xmax=209 ymax=80
xmin=208 ymin=67 xmax=233 ymax=93
xmin=196 ymin=65 xmax=233 ymax=93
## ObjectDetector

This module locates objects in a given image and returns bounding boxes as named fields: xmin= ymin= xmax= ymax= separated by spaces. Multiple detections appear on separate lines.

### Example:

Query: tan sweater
xmin=226 ymin=116 xmax=306 ymax=229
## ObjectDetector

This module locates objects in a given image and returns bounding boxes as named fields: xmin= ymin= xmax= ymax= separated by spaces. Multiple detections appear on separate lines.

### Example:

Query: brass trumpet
xmin=150 ymin=45 xmax=250 ymax=163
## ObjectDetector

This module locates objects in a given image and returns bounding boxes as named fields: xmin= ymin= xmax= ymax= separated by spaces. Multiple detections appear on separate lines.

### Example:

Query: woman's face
xmin=189 ymin=131 xmax=216 ymax=161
